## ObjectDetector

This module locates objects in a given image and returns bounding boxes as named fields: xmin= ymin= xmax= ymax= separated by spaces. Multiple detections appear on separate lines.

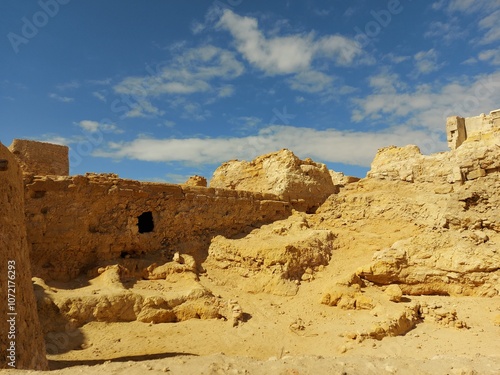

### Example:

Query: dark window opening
xmin=137 ymin=211 xmax=154 ymax=233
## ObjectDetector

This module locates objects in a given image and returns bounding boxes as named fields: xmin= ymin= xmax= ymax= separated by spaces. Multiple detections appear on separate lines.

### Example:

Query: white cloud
xmin=217 ymin=9 xmax=367 ymax=75
xmin=288 ymin=71 xmax=334 ymax=93
xmin=114 ymin=45 xmax=243 ymax=98
xmin=479 ymin=10 xmax=500 ymax=44
xmin=424 ymin=18 xmax=467 ymax=43
xmin=413 ymin=49 xmax=442 ymax=76
xmin=230 ymin=116 xmax=262 ymax=132
xmin=436 ymin=1 xmax=500 ymax=45
xmin=446 ymin=0 xmax=499 ymax=13
xmin=92 ymin=91 xmax=106 ymax=102
xmin=351 ymin=71 xmax=500 ymax=137
xmin=124 ymin=99 xmax=164 ymax=118
xmin=384 ymin=53 xmax=410 ymax=64
xmin=478 ymin=49 xmax=500 ymax=65
xmin=48 ymin=93 xmax=74 ymax=103
xmin=77 ymin=120 xmax=123 ymax=134
xmin=93 ymin=124 xmax=444 ymax=168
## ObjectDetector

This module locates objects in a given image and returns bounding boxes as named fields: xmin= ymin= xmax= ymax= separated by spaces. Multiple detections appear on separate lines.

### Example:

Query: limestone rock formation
xmin=329 ymin=170 xmax=360 ymax=186
xmin=184 ymin=175 xmax=207 ymax=187
xmin=209 ymin=149 xmax=338 ymax=212
xmin=34 ymin=260 xmax=224 ymax=342
xmin=204 ymin=213 xmax=335 ymax=296
xmin=0 ymin=143 xmax=48 ymax=370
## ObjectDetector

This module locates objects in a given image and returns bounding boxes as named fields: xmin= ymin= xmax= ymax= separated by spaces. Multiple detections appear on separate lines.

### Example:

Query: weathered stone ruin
xmin=446 ymin=109 xmax=500 ymax=150
xmin=9 ymin=139 xmax=69 ymax=177
xmin=1 ymin=108 xmax=499 ymax=371
xmin=0 ymin=142 xmax=48 ymax=370
xmin=368 ymin=109 xmax=500 ymax=183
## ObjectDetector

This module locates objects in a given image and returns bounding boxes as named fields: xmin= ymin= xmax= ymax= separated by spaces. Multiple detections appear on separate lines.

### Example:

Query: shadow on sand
xmin=49 ymin=352 xmax=198 ymax=370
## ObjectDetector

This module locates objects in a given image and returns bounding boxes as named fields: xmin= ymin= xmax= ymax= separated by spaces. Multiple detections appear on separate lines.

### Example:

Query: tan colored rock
xmin=385 ymin=284 xmax=403 ymax=302
xmin=329 ymin=170 xmax=360 ymax=186
xmin=0 ymin=143 xmax=48 ymax=370
xmin=209 ymin=149 xmax=338 ymax=212
xmin=205 ymin=213 xmax=335 ymax=296
xmin=184 ymin=175 xmax=207 ymax=187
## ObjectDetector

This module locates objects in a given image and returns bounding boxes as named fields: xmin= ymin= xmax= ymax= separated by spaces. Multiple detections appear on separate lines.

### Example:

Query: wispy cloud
xmin=478 ymin=49 xmax=500 ymax=65
xmin=479 ymin=9 xmax=500 ymax=44
xmin=114 ymin=45 xmax=243 ymax=98
xmin=76 ymin=120 xmax=123 ymax=134
xmin=92 ymin=91 xmax=107 ymax=102
xmin=351 ymin=70 xmax=500 ymax=136
xmin=434 ymin=0 xmax=500 ymax=45
xmin=123 ymin=99 xmax=165 ymax=118
xmin=48 ymin=93 xmax=74 ymax=103
xmin=412 ymin=49 xmax=443 ymax=76
xmin=424 ymin=18 xmax=467 ymax=43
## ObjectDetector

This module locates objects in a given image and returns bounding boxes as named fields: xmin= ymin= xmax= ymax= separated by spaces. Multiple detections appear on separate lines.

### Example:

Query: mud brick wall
xmin=0 ymin=143 xmax=48 ymax=370
xmin=24 ymin=173 xmax=292 ymax=281
xmin=9 ymin=139 xmax=69 ymax=176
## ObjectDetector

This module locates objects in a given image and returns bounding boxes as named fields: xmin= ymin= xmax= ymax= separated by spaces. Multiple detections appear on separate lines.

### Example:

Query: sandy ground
xmin=6 ymin=180 xmax=500 ymax=374
xmin=6 ymin=272 xmax=500 ymax=375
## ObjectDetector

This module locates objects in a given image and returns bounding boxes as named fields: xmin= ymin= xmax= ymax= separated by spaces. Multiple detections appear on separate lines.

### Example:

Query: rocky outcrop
xmin=209 ymin=149 xmax=338 ymax=212
xmin=204 ymin=213 xmax=335 ymax=296
xmin=0 ymin=143 xmax=48 ymax=370
xmin=184 ymin=175 xmax=207 ymax=187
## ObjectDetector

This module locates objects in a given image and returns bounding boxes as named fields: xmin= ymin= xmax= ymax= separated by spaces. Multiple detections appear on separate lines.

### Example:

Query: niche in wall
xmin=137 ymin=211 xmax=154 ymax=233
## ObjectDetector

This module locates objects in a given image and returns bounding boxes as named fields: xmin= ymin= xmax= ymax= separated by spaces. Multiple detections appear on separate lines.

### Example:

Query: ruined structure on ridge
xmin=368 ymin=109 xmax=500 ymax=183
xmin=446 ymin=109 xmax=500 ymax=150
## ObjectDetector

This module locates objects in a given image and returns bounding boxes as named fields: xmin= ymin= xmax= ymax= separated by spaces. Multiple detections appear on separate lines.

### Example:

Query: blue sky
xmin=1 ymin=0 xmax=499 ymax=182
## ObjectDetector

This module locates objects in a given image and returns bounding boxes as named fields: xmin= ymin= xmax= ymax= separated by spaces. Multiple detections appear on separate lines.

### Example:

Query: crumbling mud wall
xmin=9 ymin=139 xmax=69 ymax=176
xmin=24 ymin=173 xmax=292 ymax=281
xmin=0 ymin=143 xmax=48 ymax=370
xmin=368 ymin=110 xmax=500 ymax=183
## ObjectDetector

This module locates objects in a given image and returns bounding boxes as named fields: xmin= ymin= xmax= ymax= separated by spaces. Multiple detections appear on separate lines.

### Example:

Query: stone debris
xmin=1 ymin=109 xmax=499 ymax=372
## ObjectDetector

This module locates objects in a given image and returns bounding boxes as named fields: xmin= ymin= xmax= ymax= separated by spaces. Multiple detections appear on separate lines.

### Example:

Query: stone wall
xmin=369 ymin=110 xmax=500 ymax=183
xmin=0 ymin=143 xmax=48 ymax=370
xmin=446 ymin=109 xmax=500 ymax=150
xmin=24 ymin=173 xmax=292 ymax=281
xmin=9 ymin=139 xmax=69 ymax=176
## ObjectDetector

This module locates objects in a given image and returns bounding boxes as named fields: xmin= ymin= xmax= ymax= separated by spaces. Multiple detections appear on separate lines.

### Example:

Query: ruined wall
xmin=24 ymin=173 xmax=292 ymax=281
xmin=9 ymin=139 xmax=69 ymax=176
xmin=446 ymin=109 xmax=500 ymax=150
xmin=369 ymin=110 xmax=500 ymax=183
xmin=0 ymin=143 xmax=48 ymax=370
